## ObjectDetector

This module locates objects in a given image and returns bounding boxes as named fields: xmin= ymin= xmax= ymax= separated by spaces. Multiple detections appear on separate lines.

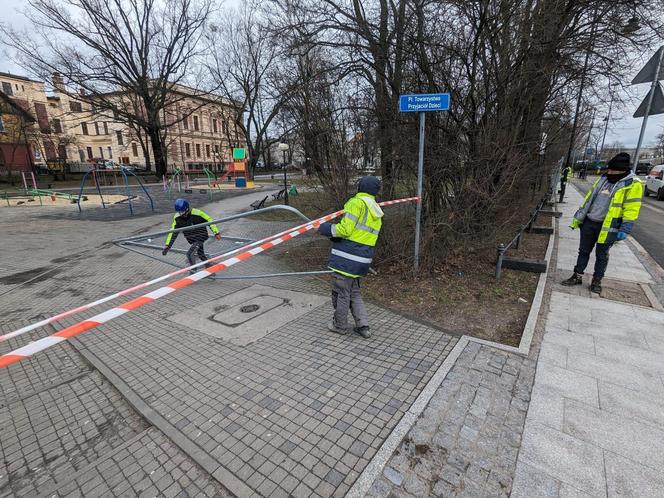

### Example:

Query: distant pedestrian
xmin=561 ymin=153 xmax=643 ymax=294
xmin=559 ymin=164 xmax=572 ymax=203
xmin=162 ymin=198 xmax=221 ymax=271
xmin=318 ymin=177 xmax=383 ymax=338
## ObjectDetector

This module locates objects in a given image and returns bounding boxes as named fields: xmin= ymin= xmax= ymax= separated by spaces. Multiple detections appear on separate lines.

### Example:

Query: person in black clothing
xmin=162 ymin=198 xmax=221 ymax=269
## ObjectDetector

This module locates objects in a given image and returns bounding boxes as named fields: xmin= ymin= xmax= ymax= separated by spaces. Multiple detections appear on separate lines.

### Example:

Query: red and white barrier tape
xmin=1 ymin=210 xmax=337 ymax=343
xmin=0 ymin=197 xmax=419 ymax=368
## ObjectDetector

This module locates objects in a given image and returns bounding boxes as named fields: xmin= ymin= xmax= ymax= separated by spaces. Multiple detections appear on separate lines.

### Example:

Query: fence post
xmin=515 ymin=230 xmax=522 ymax=250
xmin=496 ymin=243 xmax=505 ymax=280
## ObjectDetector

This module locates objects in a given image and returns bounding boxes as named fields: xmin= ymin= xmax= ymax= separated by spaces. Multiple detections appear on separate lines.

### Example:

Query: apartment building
xmin=0 ymin=71 xmax=242 ymax=173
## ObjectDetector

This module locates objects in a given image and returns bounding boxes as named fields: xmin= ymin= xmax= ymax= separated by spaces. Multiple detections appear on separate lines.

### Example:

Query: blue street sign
xmin=399 ymin=93 xmax=450 ymax=113
xmin=585 ymin=147 xmax=593 ymax=156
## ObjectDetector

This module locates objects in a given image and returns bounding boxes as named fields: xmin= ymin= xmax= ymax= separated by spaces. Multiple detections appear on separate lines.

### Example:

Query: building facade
xmin=0 ymin=71 xmax=242 ymax=174
xmin=0 ymin=89 xmax=37 ymax=173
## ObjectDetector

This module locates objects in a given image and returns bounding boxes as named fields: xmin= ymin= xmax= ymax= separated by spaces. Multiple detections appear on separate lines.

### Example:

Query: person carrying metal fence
xmin=559 ymin=164 xmax=572 ymax=203
xmin=561 ymin=152 xmax=643 ymax=294
xmin=162 ymin=198 xmax=221 ymax=271
xmin=318 ymin=176 xmax=383 ymax=338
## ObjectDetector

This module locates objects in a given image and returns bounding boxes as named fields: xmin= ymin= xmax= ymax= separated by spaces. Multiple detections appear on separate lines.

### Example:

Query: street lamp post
xmin=278 ymin=142 xmax=289 ymax=205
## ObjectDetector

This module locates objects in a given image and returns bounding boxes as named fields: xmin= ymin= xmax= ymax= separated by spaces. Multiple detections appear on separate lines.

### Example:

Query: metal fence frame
xmin=113 ymin=204 xmax=334 ymax=281
xmin=495 ymin=169 xmax=559 ymax=280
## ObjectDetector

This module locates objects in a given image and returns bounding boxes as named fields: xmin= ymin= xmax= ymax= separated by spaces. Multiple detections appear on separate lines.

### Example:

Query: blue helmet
xmin=174 ymin=198 xmax=190 ymax=213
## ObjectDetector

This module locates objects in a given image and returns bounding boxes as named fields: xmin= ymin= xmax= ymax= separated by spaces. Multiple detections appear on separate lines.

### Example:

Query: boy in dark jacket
xmin=162 ymin=198 xmax=221 ymax=269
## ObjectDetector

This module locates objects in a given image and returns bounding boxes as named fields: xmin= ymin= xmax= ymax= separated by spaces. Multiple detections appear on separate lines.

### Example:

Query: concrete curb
xmin=467 ymin=211 xmax=556 ymax=356
xmin=349 ymin=208 xmax=558 ymax=495
xmin=68 ymin=339 xmax=250 ymax=498
xmin=346 ymin=336 xmax=469 ymax=498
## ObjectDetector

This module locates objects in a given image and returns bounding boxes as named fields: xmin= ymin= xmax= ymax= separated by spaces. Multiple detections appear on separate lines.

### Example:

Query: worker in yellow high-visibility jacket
xmin=162 ymin=198 xmax=221 ymax=271
xmin=318 ymin=177 xmax=383 ymax=338
xmin=562 ymin=153 xmax=643 ymax=294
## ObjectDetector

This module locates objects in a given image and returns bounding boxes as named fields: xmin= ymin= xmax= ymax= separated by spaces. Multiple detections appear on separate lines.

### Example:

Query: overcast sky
xmin=1 ymin=0 xmax=663 ymax=148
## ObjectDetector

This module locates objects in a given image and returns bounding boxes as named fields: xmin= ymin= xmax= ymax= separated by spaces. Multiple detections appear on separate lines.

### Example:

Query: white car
xmin=644 ymin=164 xmax=664 ymax=200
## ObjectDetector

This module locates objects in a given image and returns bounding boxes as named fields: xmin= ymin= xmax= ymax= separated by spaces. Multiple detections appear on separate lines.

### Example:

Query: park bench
xmin=272 ymin=188 xmax=286 ymax=200
xmin=250 ymin=195 xmax=268 ymax=210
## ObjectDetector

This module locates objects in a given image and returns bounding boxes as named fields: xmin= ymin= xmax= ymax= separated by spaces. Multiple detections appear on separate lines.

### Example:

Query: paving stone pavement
xmin=511 ymin=187 xmax=664 ymax=498
xmin=365 ymin=341 xmax=537 ymax=498
xmin=5 ymin=185 xmax=661 ymax=497
xmin=1 ymin=191 xmax=459 ymax=496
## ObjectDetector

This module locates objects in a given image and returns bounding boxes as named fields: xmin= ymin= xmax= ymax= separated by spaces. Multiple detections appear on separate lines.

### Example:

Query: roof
xmin=0 ymin=71 xmax=42 ymax=84
xmin=0 ymin=91 xmax=36 ymax=122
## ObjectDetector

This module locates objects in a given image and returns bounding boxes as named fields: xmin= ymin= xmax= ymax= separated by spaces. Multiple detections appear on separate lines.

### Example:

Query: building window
xmin=2 ymin=82 xmax=13 ymax=95
xmin=104 ymin=122 xmax=109 ymax=135
xmin=99 ymin=146 xmax=104 ymax=159
xmin=206 ymin=144 xmax=211 ymax=157
xmin=94 ymin=122 xmax=100 ymax=135
xmin=0 ymin=116 xmax=4 ymax=132
xmin=193 ymin=115 xmax=199 ymax=131
xmin=183 ymin=115 xmax=189 ymax=130
xmin=214 ymin=144 xmax=219 ymax=154
xmin=185 ymin=143 xmax=191 ymax=157
xmin=86 ymin=146 xmax=93 ymax=160
xmin=116 ymin=130 xmax=123 ymax=145
xmin=34 ymin=103 xmax=50 ymax=133
xmin=107 ymin=146 xmax=112 ymax=159
xmin=79 ymin=149 xmax=85 ymax=162
xmin=52 ymin=119 xmax=62 ymax=134
xmin=81 ymin=122 xmax=89 ymax=135
xmin=212 ymin=118 xmax=218 ymax=133
xmin=132 ymin=143 xmax=138 ymax=157
xmin=70 ymin=101 xmax=82 ymax=112
xmin=222 ymin=121 xmax=228 ymax=134
xmin=195 ymin=143 xmax=201 ymax=157
xmin=21 ymin=85 xmax=24 ymax=91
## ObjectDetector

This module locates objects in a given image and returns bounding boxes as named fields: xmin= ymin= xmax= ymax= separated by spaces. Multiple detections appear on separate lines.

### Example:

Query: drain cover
xmin=241 ymin=304 xmax=260 ymax=313
xmin=167 ymin=284 xmax=328 ymax=345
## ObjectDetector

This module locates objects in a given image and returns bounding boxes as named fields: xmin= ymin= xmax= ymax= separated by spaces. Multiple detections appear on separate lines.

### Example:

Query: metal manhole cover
xmin=241 ymin=304 xmax=260 ymax=313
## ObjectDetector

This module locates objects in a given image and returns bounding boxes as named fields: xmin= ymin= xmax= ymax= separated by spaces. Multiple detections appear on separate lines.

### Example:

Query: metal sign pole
xmin=414 ymin=112 xmax=425 ymax=273
xmin=633 ymin=46 xmax=664 ymax=172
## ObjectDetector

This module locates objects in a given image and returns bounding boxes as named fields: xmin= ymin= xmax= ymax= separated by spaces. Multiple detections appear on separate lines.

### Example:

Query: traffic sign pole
xmin=633 ymin=46 xmax=664 ymax=172
xmin=414 ymin=112 xmax=425 ymax=273
xmin=398 ymin=93 xmax=450 ymax=273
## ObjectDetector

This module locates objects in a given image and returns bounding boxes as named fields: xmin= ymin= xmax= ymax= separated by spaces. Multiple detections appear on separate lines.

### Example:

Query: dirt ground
xmin=267 ymin=194 xmax=551 ymax=346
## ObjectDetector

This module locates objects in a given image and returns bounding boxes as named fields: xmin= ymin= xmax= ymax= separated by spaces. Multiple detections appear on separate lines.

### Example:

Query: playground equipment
xmin=21 ymin=171 xmax=38 ymax=191
xmin=77 ymin=167 xmax=154 ymax=215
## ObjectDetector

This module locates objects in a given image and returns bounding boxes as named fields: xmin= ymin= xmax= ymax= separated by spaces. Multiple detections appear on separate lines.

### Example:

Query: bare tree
xmin=1 ymin=0 xmax=213 ymax=176
xmin=207 ymin=3 xmax=292 ymax=175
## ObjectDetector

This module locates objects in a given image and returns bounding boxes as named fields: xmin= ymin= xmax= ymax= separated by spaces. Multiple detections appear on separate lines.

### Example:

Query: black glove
xmin=162 ymin=246 xmax=169 ymax=256
xmin=330 ymin=237 xmax=342 ymax=243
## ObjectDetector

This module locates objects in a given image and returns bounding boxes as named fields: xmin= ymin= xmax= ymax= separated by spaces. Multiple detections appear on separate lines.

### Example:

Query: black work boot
xmin=561 ymin=273 xmax=583 ymax=286
xmin=354 ymin=326 xmax=371 ymax=339
xmin=590 ymin=278 xmax=602 ymax=294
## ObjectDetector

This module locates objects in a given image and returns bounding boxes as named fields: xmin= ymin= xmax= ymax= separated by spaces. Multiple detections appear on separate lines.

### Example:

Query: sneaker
xmin=354 ymin=326 xmax=371 ymax=338
xmin=561 ymin=273 xmax=583 ymax=286
xmin=328 ymin=320 xmax=348 ymax=335
xmin=590 ymin=279 xmax=602 ymax=294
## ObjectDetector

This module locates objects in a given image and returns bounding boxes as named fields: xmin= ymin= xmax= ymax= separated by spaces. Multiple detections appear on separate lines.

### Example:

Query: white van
xmin=644 ymin=164 xmax=664 ymax=200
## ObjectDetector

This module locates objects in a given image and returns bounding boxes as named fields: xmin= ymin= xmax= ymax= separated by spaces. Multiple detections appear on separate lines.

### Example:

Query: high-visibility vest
xmin=321 ymin=193 xmax=384 ymax=278
xmin=571 ymin=175 xmax=643 ymax=243
xmin=562 ymin=167 xmax=572 ymax=182
xmin=165 ymin=208 xmax=219 ymax=246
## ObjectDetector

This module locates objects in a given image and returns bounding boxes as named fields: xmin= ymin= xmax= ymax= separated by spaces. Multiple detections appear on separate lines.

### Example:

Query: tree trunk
xmin=147 ymin=127 xmax=167 ymax=177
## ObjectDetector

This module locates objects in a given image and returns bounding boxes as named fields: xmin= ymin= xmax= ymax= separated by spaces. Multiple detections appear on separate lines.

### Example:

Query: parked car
xmin=644 ymin=164 xmax=664 ymax=200
xmin=635 ymin=162 xmax=651 ymax=176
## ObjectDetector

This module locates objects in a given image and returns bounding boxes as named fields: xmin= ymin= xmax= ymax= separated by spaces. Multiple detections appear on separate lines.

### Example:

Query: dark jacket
xmin=165 ymin=208 xmax=219 ymax=247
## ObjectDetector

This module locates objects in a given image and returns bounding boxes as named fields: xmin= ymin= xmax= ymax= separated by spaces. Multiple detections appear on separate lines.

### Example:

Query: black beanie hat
xmin=607 ymin=152 xmax=631 ymax=172
xmin=358 ymin=176 xmax=381 ymax=196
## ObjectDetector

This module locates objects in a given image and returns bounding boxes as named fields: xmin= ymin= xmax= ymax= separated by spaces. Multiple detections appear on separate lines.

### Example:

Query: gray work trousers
xmin=331 ymin=273 xmax=369 ymax=329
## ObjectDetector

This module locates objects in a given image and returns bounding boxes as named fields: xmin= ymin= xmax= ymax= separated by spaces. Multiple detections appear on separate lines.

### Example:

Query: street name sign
xmin=399 ymin=93 xmax=450 ymax=113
